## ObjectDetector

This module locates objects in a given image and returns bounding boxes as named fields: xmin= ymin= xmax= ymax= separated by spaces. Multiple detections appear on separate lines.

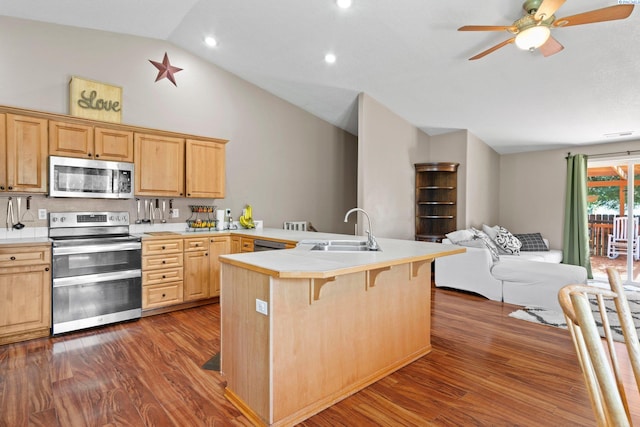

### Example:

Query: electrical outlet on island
xmin=171 ymin=209 xmax=179 ymax=218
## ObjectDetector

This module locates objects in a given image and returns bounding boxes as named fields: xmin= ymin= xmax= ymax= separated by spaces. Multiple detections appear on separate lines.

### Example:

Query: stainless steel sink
xmin=307 ymin=240 xmax=381 ymax=252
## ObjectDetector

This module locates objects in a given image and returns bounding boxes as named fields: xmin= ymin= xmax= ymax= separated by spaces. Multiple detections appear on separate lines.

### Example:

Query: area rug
xmin=202 ymin=352 xmax=220 ymax=371
xmin=509 ymin=291 xmax=640 ymax=343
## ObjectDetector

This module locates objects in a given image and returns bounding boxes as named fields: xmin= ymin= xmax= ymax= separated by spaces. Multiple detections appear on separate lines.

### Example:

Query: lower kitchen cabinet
xmin=184 ymin=237 xmax=210 ymax=301
xmin=230 ymin=236 xmax=242 ymax=254
xmin=0 ymin=243 xmax=51 ymax=345
xmin=142 ymin=235 xmax=230 ymax=313
xmin=142 ymin=238 xmax=184 ymax=310
xmin=209 ymin=236 xmax=230 ymax=297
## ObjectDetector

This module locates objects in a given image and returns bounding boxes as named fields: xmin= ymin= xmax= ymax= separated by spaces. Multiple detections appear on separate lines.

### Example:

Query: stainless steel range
xmin=49 ymin=211 xmax=142 ymax=335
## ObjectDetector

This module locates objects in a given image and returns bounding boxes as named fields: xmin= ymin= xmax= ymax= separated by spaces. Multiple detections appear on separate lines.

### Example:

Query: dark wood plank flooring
xmin=0 ymin=287 xmax=612 ymax=426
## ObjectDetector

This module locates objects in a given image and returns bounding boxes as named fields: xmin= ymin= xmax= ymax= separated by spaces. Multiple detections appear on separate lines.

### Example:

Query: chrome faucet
xmin=344 ymin=208 xmax=379 ymax=251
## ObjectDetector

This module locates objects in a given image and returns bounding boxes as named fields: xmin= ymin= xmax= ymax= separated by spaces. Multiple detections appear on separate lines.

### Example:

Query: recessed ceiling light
xmin=336 ymin=0 xmax=352 ymax=9
xmin=324 ymin=53 xmax=336 ymax=64
xmin=204 ymin=36 xmax=217 ymax=47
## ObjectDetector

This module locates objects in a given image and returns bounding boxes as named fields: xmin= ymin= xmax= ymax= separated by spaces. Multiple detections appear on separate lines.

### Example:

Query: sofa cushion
xmin=514 ymin=233 xmax=549 ymax=251
xmin=500 ymin=250 xmax=563 ymax=263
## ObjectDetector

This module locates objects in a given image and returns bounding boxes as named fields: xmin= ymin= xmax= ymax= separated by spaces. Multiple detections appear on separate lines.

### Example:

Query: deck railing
xmin=588 ymin=214 xmax=640 ymax=256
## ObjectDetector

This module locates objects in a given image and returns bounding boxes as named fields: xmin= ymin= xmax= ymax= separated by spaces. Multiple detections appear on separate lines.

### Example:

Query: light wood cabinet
xmin=209 ymin=236 xmax=230 ymax=297
xmin=241 ymin=237 xmax=254 ymax=253
xmin=415 ymin=162 xmax=459 ymax=242
xmin=0 ymin=244 xmax=51 ymax=345
xmin=134 ymin=133 xmax=185 ymax=197
xmin=231 ymin=236 xmax=242 ymax=254
xmin=184 ymin=237 xmax=210 ymax=301
xmin=49 ymin=120 xmax=133 ymax=162
xmin=142 ymin=238 xmax=184 ymax=310
xmin=2 ymin=114 xmax=48 ymax=193
xmin=185 ymin=139 xmax=225 ymax=198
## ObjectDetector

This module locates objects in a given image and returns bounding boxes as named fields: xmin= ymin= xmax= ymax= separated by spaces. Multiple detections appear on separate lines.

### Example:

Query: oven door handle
xmin=52 ymin=242 xmax=142 ymax=255
xmin=53 ymin=269 xmax=141 ymax=288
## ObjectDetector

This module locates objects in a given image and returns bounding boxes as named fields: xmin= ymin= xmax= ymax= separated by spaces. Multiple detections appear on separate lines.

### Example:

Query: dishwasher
xmin=253 ymin=239 xmax=286 ymax=251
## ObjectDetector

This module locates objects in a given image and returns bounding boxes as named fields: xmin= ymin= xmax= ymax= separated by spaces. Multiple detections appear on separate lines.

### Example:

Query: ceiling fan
xmin=459 ymin=0 xmax=635 ymax=60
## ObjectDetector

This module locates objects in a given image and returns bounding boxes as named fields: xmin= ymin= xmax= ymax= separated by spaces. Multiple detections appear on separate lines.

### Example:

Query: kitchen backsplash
xmin=0 ymin=194 xmax=225 ymax=236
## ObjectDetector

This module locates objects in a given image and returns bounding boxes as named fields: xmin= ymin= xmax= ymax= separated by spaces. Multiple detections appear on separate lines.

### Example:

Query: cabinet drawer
xmin=0 ymin=245 xmax=51 ymax=267
xmin=142 ymin=281 xmax=183 ymax=309
xmin=143 ymin=239 xmax=183 ymax=255
xmin=241 ymin=238 xmax=254 ymax=252
xmin=184 ymin=237 xmax=208 ymax=252
xmin=142 ymin=267 xmax=183 ymax=286
xmin=142 ymin=253 xmax=183 ymax=270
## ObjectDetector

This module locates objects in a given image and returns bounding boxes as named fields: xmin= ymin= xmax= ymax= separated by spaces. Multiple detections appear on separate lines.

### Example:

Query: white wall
xmin=499 ymin=139 xmax=640 ymax=249
xmin=466 ymin=131 xmax=500 ymax=228
xmin=357 ymin=93 xmax=430 ymax=239
xmin=0 ymin=16 xmax=357 ymax=233
xmin=427 ymin=130 xmax=500 ymax=230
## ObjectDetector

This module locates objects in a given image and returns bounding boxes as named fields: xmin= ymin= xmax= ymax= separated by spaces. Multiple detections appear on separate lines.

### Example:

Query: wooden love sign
xmin=69 ymin=76 xmax=122 ymax=123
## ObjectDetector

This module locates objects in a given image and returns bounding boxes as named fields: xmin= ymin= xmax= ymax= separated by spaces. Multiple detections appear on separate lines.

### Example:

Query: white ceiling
xmin=1 ymin=0 xmax=639 ymax=154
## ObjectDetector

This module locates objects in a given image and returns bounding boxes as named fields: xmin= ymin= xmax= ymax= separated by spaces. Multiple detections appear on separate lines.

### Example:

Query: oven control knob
xmin=51 ymin=217 xmax=58 ymax=223
xmin=59 ymin=217 xmax=66 ymax=223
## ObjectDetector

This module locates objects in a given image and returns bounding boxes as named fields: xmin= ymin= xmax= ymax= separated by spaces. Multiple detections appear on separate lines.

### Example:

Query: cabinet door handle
xmin=205 ymin=253 xmax=208 ymax=256
xmin=162 ymin=293 xmax=166 ymax=298
xmin=10 ymin=256 xmax=16 ymax=260
xmin=95 ymin=154 xmax=100 ymax=158
xmin=162 ymin=260 xmax=166 ymax=264
xmin=162 ymin=275 xmax=166 ymax=279
xmin=87 ymin=153 xmax=92 ymax=157
xmin=45 ymin=267 xmax=50 ymax=271
xmin=161 ymin=246 xmax=166 ymax=250
xmin=7 ymin=186 xmax=13 ymax=190
xmin=0 ymin=186 xmax=4 ymax=190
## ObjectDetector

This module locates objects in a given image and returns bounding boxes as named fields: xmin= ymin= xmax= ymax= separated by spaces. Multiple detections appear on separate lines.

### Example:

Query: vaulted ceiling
xmin=1 ymin=0 xmax=638 ymax=154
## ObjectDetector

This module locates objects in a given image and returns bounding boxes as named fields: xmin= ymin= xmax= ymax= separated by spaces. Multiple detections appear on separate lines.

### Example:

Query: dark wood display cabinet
xmin=415 ymin=162 xmax=459 ymax=242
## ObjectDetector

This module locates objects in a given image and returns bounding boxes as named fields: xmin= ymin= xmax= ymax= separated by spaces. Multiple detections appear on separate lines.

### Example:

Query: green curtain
xmin=563 ymin=154 xmax=593 ymax=279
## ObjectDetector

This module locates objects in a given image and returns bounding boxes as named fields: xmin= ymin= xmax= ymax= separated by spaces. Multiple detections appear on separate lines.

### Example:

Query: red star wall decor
xmin=149 ymin=52 xmax=183 ymax=87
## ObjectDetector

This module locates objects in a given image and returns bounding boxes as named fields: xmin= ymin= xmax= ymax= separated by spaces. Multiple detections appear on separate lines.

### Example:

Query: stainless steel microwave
xmin=49 ymin=156 xmax=134 ymax=199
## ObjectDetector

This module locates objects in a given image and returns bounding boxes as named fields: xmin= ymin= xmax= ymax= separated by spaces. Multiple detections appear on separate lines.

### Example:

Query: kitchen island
xmin=219 ymin=237 xmax=464 ymax=426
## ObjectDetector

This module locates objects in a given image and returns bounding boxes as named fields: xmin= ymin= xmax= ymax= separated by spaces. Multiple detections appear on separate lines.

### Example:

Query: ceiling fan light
xmin=515 ymin=26 xmax=550 ymax=50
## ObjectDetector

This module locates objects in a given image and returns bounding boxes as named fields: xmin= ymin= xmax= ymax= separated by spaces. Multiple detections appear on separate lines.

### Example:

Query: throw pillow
xmin=445 ymin=229 xmax=475 ymax=244
xmin=494 ymin=226 xmax=522 ymax=254
xmin=471 ymin=227 xmax=500 ymax=262
xmin=514 ymin=233 xmax=549 ymax=251
xmin=482 ymin=224 xmax=500 ymax=241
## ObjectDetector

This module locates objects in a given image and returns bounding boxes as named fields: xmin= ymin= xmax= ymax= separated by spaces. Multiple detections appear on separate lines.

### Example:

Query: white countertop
xmin=220 ymin=235 xmax=465 ymax=279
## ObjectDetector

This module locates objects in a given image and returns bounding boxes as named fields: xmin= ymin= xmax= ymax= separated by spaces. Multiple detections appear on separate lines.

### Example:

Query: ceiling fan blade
xmin=539 ymin=36 xmax=564 ymax=57
xmin=458 ymin=25 xmax=517 ymax=32
xmin=554 ymin=4 xmax=634 ymax=27
xmin=468 ymin=38 xmax=515 ymax=60
xmin=534 ymin=0 xmax=566 ymax=20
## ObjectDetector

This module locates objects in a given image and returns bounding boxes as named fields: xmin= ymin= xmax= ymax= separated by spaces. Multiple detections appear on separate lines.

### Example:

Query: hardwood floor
xmin=0 ymin=287 xmax=607 ymax=426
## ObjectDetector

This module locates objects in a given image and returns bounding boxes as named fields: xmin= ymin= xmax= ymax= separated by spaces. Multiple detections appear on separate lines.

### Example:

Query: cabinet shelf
xmin=417 ymin=186 xmax=456 ymax=190
xmin=418 ymin=201 xmax=455 ymax=205
xmin=415 ymin=162 xmax=458 ymax=242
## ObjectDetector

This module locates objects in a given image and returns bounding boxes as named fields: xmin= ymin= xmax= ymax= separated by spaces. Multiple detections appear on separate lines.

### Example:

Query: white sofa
xmin=435 ymin=237 xmax=588 ymax=312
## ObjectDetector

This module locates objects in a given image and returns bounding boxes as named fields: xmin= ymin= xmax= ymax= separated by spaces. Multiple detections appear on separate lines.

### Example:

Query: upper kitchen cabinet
xmin=1 ymin=114 xmax=48 ymax=193
xmin=49 ymin=120 xmax=133 ymax=162
xmin=134 ymin=133 xmax=185 ymax=197
xmin=185 ymin=139 xmax=226 ymax=198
